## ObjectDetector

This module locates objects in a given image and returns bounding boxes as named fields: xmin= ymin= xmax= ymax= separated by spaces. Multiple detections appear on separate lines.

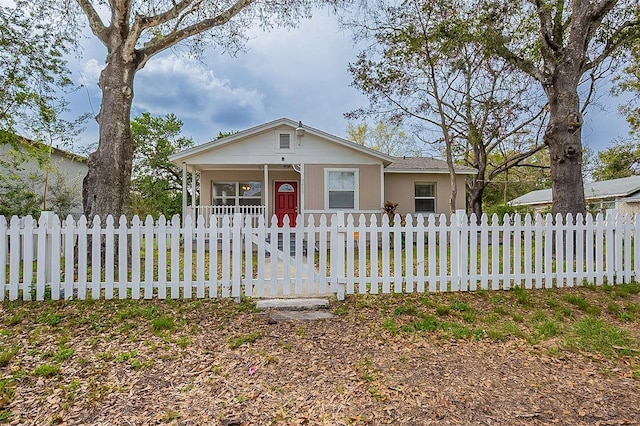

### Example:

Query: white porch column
xmin=182 ymin=162 xmax=188 ymax=220
xmin=299 ymin=163 xmax=305 ymax=222
xmin=191 ymin=168 xmax=197 ymax=218
xmin=263 ymin=164 xmax=269 ymax=225
xmin=380 ymin=163 xmax=385 ymax=209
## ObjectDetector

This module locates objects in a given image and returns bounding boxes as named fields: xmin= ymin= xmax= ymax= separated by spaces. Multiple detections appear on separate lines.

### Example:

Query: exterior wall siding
xmin=616 ymin=201 xmax=640 ymax=215
xmin=304 ymin=165 xmax=324 ymax=211
xmin=304 ymin=164 xmax=382 ymax=211
xmin=384 ymin=173 xmax=467 ymax=216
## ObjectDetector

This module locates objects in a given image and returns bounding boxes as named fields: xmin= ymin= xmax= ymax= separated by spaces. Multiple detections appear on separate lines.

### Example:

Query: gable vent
xmin=279 ymin=133 xmax=291 ymax=150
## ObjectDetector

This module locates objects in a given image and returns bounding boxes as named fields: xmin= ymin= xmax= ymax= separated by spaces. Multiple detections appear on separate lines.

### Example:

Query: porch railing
xmin=189 ymin=205 xmax=266 ymax=227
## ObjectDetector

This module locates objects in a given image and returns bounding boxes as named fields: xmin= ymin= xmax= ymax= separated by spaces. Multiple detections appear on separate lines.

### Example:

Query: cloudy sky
xmin=62 ymin=6 xmax=630 ymax=155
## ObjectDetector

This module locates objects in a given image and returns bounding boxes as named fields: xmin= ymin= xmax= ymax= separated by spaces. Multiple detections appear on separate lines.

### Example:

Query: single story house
xmin=0 ymin=137 xmax=87 ymax=217
xmin=509 ymin=175 xmax=640 ymax=215
xmin=168 ymin=118 xmax=476 ymax=226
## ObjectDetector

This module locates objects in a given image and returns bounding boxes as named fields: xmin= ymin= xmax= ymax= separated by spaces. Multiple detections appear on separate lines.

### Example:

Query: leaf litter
xmin=0 ymin=288 xmax=639 ymax=425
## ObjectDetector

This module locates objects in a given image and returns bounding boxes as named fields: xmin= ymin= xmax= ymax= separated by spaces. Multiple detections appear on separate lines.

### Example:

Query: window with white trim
xmin=212 ymin=181 xmax=262 ymax=206
xmin=325 ymin=169 xmax=358 ymax=209
xmin=415 ymin=182 xmax=436 ymax=213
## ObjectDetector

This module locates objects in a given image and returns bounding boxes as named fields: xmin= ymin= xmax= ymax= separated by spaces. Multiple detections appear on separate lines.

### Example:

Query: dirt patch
xmin=1 ymin=287 xmax=639 ymax=425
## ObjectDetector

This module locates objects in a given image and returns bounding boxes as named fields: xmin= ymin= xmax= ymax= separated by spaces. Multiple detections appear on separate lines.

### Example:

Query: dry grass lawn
xmin=1 ymin=283 xmax=640 ymax=425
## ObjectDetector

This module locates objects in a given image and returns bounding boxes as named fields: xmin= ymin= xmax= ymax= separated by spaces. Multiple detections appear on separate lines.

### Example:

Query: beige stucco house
xmin=169 ymin=118 xmax=476 ymax=226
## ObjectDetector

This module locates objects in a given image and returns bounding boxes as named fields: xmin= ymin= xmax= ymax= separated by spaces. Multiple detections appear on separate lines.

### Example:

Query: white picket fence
xmin=1 ymin=211 xmax=638 ymax=301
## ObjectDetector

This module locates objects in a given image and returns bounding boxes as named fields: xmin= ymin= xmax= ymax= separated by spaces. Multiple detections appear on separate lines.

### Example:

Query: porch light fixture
xmin=296 ymin=121 xmax=305 ymax=138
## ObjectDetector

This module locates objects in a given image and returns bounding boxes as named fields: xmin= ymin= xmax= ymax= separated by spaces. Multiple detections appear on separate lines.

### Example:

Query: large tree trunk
xmin=544 ymin=67 xmax=586 ymax=217
xmin=468 ymin=180 xmax=484 ymax=221
xmin=468 ymin=142 xmax=486 ymax=221
xmin=82 ymin=50 xmax=136 ymax=219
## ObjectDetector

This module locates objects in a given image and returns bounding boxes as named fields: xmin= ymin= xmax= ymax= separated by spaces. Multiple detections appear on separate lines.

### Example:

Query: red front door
xmin=275 ymin=181 xmax=298 ymax=227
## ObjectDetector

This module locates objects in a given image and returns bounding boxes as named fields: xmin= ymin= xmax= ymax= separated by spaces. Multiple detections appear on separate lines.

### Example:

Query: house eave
xmin=512 ymin=193 xmax=636 ymax=207
xmin=509 ymin=200 xmax=550 ymax=207
xmin=585 ymin=191 xmax=640 ymax=200
xmin=384 ymin=168 xmax=477 ymax=175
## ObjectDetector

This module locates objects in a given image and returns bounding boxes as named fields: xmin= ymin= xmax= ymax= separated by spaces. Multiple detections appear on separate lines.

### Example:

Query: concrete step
xmin=255 ymin=298 xmax=330 ymax=311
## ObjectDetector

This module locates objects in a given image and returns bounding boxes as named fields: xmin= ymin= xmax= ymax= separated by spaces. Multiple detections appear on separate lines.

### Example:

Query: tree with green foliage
xmin=346 ymin=121 xmax=421 ymax=156
xmin=0 ymin=6 xmax=85 ymax=217
xmin=348 ymin=0 xmax=547 ymax=216
xmin=616 ymin=40 xmax=640 ymax=137
xmin=0 ymin=6 xmax=74 ymax=138
xmin=591 ymin=140 xmax=640 ymax=181
xmin=129 ymin=113 xmax=194 ymax=218
xmin=477 ymin=0 xmax=640 ymax=216
xmin=216 ymin=131 xmax=239 ymax=140
xmin=482 ymin=149 xmax=551 ymax=208
xmin=19 ymin=0 xmax=343 ymax=219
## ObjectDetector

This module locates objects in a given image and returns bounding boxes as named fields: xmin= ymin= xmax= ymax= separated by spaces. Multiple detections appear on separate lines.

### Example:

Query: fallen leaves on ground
xmin=0 ymin=289 xmax=639 ymax=425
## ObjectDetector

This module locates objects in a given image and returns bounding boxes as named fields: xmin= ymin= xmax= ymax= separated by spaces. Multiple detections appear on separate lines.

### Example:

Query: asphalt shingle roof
xmin=510 ymin=175 xmax=640 ymax=205
xmin=387 ymin=157 xmax=477 ymax=174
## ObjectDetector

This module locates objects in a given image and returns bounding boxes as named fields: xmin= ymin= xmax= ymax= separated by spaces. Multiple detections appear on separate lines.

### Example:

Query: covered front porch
xmin=181 ymin=163 xmax=304 ymax=227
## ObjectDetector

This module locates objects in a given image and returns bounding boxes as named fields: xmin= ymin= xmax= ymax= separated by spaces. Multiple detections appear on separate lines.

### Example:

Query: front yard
xmin=1 ymin=284 xmax=639 ymax=425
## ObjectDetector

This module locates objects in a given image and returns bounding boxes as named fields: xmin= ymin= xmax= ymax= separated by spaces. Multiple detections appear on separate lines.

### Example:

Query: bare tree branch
xmin=125 ymin=0 xmax=196 ymax=58
xmin=75 ymin=0 xmax=108 ymax=44
xmin=135 ymin=0 xmax=255 ymax=69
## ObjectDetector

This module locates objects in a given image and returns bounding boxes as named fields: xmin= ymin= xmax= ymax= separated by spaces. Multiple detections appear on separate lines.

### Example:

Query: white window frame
xmin=414 ymin=182 xmax=436 ymax=213
xmin=324 ymin=168 xmax=359 ymax=210
xmin=212 ymin=181 xmax=263 ymax=206
xmin=275 ymin=131 xmax=294 ymax=153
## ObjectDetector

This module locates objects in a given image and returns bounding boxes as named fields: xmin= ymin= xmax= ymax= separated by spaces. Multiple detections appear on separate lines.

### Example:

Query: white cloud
xmin=79 ymin=59 xmax=103 ymax=86
xmin=64 ymin=10 xmax=367 ymax=145
xmin=133 ymin=55 xmax=266 ymax=134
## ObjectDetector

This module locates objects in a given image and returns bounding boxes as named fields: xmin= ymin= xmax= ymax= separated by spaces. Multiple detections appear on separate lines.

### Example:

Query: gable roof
xmin=168 ymin=117 xmax=397 ymax=165
xmin=170 ymin=118 xmax=478 ymax=176
xmin=509 ymin=175 xmax=640 ymax=206
xmin=48 ymin=144 xmax=86 ymax=163
xmin=386 ymin=157 xmax=477 ymax=175
xmin=0 ymin=133 xmax=86 ymax=163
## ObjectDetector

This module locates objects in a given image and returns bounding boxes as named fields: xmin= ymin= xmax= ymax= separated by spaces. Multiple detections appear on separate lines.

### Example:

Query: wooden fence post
xmin=232 ymin=212 xmax=242 ymax=302
xmin=38 ymin=211 xmax=54 ymax=286
xmin=331 ymin=211 xmax=346 ymax=301
xmin=0 ymin=216 xmax=6 ymax=301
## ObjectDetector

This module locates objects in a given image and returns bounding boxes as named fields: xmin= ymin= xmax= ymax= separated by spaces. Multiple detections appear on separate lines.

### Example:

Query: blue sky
xmin=63 ymin=9 xmax=631 ymax=155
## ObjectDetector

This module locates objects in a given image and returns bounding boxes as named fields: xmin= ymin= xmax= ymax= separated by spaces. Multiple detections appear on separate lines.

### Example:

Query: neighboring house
xmin=509 ymin=175 xmax=640 ymax=215
xmin=168 ymin=118 xmax=476 ymax=226
xmin=0 ymin=139 xmax=87 ymax=217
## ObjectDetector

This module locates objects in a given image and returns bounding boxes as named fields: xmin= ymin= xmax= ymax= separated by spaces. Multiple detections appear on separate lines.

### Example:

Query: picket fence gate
xmin=1 ymin=211 xmax=639 ymax=301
